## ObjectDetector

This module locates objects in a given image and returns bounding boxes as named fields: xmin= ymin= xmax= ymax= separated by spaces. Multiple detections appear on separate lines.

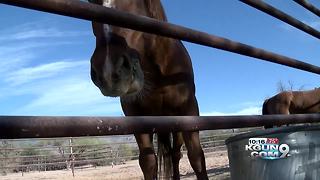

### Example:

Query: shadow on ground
xmin=181 ymin=166 xmax=230 ymax=180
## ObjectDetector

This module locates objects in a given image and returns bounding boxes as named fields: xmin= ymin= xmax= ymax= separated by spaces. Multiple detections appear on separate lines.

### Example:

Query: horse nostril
xmin=91 ymin=68 xmax=103 ymax=86
xmin=121 ymin=55 xmax=131 ymax=70
xmin=91 ymin=68 xmax=104 ymax=86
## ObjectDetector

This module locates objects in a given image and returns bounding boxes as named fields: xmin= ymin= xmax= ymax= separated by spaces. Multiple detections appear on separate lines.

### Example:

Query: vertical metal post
xmin=69 ymin=138 xmax=75 ymax=177
xmin=38 ymin=157 xmax=40 ymax=172
xmin=44 ymin=157 xmax=47 ymax=172
xmin=3 ymin=141 xmax=8 ymax=176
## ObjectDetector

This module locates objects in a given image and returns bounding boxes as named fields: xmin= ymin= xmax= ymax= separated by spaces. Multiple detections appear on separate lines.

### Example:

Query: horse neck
xmin=141 ymin=3 xmax=192 ymax=77
xmin=141 ymin=1 xmax=174 ymax=72
xmin=312 ymin=88 xmax=320 ymax=99
xmin=296 ymin=88 xmax=320 ymax=104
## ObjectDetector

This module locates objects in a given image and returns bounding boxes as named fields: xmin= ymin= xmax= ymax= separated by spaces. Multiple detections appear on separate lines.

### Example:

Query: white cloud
xmin=0 ymin=21 xmax=90 ymax=41
xmin=0 ymin=41 xmax=78 ymax=76
xmin=0 ymin=28 xmax=90 ymax=41
xmin=0 ymin=52 xmax=34 ymax=74
xmin=0 ymin=41 xmax=120 ymax=115
xmin=0 ymin=21 xmax=119 ymax=116
xmin=201 ymin=106 xmax=262 ymax=116
xmin=15 ymin=77 xmax=122 ymax=116
xmin=5 ymin=60 xmax=88 ymax=85
xmin=0 ymin=41 xmax=75 ymax=55
xmin=0 ymin=58 xmax=122 ymax=116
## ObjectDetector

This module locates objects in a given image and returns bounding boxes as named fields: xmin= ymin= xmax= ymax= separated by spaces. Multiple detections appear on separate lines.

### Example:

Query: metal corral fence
xmin=0 ymin=1 xmax=318 ymax=137
xmin=0 ymin=0 xmax=320 ymax=177
xmin=0 ymin=128 xmax=259 ymax=176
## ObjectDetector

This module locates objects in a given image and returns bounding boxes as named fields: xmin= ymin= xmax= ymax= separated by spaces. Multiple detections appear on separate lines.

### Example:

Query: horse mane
xmin=144 ymin=0 xmax=167 ymax=21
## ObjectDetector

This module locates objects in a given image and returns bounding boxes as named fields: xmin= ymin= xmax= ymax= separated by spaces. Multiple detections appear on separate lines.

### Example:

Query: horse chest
xmin=121 ymin=84 xmax=190 ymax=116
xmin=141 ymin=93 xmax=183 ymax=115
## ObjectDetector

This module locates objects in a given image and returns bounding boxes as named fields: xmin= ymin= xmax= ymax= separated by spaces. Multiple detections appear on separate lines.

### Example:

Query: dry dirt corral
xmin=2 ymin=151 xmax=230 ymax=180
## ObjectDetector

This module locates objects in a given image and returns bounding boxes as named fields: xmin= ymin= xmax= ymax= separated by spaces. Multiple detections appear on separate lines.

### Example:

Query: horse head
xmin=89 ymin=0 xmax=164 ymax=97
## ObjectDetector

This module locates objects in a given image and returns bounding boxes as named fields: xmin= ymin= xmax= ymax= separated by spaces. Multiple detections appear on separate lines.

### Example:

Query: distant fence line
xmin=0 ymin=128 xmax=259 ymax=176
xmin=1 ymin=146 xmax=228 ymax=169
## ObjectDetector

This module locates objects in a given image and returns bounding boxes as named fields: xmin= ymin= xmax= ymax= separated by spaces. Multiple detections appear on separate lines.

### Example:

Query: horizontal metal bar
xmin=1 ymin=0 xmax=320 ymax=75
xmin=0 ymin=115 xmax=319 ymax=139
xmin=294 ymin=0 xmax=320 ymax=17
xmin=240 ymin=0 xmax=320 ymax=39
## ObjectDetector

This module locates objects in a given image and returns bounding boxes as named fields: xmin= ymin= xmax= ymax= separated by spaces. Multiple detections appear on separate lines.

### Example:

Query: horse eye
xmin=133 ymin=58 xmax=139 ymax=64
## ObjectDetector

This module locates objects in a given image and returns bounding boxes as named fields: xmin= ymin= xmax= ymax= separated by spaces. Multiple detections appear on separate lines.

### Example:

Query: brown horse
xmin=88 ymin=0 xmax=208 ymax=179
xmin=263 ymin=88 xmax=320 ymax=128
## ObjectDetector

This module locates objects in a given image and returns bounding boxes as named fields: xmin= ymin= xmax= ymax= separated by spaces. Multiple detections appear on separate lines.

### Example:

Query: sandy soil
xmin=1 ymin=151 xmax=229 ymax=180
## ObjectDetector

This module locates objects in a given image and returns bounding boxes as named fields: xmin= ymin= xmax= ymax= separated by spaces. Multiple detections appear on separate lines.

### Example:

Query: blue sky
xmin=0 ymin=0 xmax=319 ymax=116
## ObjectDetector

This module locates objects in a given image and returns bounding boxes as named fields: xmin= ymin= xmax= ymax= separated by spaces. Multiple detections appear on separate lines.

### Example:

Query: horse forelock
xmin=93 ymin=0 xmax=167 ymax=21
xmin=102 ymin=0 xmax=115 ymax=8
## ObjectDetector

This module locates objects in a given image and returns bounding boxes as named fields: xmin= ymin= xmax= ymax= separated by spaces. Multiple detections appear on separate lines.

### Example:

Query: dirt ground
xmin=1 ymin=151 xmax=230 ymax=180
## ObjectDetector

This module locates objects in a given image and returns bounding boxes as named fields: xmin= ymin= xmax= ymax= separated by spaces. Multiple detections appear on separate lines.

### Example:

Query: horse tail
xmin=157 ymin=133 xmax=172 ymax=179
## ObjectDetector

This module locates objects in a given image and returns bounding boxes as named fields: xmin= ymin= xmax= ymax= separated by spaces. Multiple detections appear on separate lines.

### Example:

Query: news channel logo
xmin=245 ymin=138 xmax=290 ymax=160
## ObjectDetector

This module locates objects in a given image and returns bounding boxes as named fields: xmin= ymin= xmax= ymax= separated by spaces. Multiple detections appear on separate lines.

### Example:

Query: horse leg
xmin=183 ymin=131 xmax=208 ymax=180
xmin=276 ymin=103 xmax=290 ymax=127
xmin=280 ymin=105 xmax=290 ymax=127
xmin=172 ymin=132 xmax=183 ymax=180
xmin=134 ymin=133 xmax=157 ymax=180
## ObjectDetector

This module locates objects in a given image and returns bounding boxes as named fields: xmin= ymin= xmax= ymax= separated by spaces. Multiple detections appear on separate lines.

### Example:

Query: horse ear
xmin=145 ymin=0 xmax=167 ymax=21
xmin=89 ymin=0 xmax=106 ymax=38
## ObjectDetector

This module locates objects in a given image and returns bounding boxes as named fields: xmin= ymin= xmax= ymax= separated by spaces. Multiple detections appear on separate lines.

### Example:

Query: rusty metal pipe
xmin=1 ymin=0 xmax=320 ymax=75
xmin=0 ymin=114 xmax=320 ymax=139
xmin=293 ymin=0 xmax=320 ymax=17
xmin=240 ymin=0 xmax=320 ymax=39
